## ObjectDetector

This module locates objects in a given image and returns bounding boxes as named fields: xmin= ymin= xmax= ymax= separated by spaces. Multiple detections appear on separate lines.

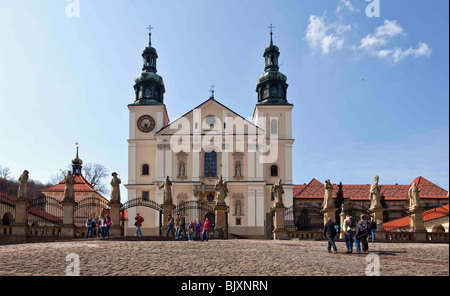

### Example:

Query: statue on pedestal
xmin=179 ymin=163 xmax=185 ymax=178
xmin=158 ymin=176 xmax=173 ymax=205
xmin=271 ymin=179 xmax=284 ymax=207
xmin=323 ymin=179 xmax=333 ymax=210
xmin=110 ymin=172 xmax=121 ymax=203
xmin=408 ymin=182 xmax=421 ymax=210
xmin=63 ymin=171 xmax=75 ymax=202
xmin=17 ymin=170 xmax=29 ymax=200
xmin=369 ymin=175 xmax=382 ymax=210
xmin=214 ymin=175 xmax=228 ymax=206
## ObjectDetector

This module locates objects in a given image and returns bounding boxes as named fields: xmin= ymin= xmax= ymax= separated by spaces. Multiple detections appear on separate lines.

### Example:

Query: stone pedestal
xmin=12 ymin=199 xmax=30 ymax=236
xmin=214 ymin=204 xmax=228 ymax=239
xmin=272 ymin=206 xmax=288 ymax=240
xmin=322 ymin=207 xmax=338 ymax=225
xmin=409 ymin=207 xmax=427 ymax=241
xmin=370 ymin=207 xmax=385 ymax=232
xmin=61 ymin=200 xmax=77 ymax=238
xmin=108 ymin=202 xmax=123 ymax=237
xmin=161 ymin=203 xmax=176 ymax=236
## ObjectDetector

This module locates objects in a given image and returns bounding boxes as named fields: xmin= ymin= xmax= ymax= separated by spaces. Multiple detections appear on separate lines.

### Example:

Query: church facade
xmin=125 ymin=30 xmax=294 ymax=237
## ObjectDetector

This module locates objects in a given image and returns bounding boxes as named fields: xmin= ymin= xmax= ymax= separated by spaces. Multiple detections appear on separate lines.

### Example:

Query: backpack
xmin=89 ymin=218 xmax=96 ymax=228
xmin=356 ymin=221 xmax=368 ymax=238
xmin=348 ymin=217 xmax=357 ymax=228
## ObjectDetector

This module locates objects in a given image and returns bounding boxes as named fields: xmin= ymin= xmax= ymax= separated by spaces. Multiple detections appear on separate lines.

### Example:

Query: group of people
xmin=324 ymin=214 xmax=377 ymax=254
xmin=85 ymin=215 xmax=113 ymax=239
xmin=166 ymin=214 xmax=212 ymax=242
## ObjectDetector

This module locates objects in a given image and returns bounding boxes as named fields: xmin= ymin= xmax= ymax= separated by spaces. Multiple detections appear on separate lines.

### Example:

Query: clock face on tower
xmin=137 ymin=115 xmax=155 ymax=133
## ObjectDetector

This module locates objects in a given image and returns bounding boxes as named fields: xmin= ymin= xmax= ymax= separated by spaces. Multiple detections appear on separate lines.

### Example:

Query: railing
xmin=385 ymin=231 xmax=413 ymax=241
xmin=427 ymin=232 xmax=449 ymax=243
xmin=1 ymin=225 xmax=12 ymax=235
xmin=287 ymin=231 xmax=325 ymax=240
xmin=26 ymin=226 xmax=61 ymax=237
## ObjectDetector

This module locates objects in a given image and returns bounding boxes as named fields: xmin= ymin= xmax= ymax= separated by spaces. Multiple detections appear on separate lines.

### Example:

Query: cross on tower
xmin=146 ymin=25 xmax=154 ymax=46
xmin=268 ymin=24 xmax=275 ymax=45
xmin=146 ymin=25 xmax=154 ymax=33
xmin=209 ymin=85 xmax=215 ymax=98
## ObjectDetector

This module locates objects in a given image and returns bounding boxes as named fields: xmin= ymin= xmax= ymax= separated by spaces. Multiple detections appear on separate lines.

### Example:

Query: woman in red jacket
xmin=201 ymin=216 xmax=211 ymax=242
xmin=135 ymin=213 xmax=144 ymax=237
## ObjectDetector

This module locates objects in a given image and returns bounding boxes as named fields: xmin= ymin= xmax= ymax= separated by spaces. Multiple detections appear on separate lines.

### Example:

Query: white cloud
xmin=336 ymin=0 xmax=360 ymax=13
xmin=378 ymin=42 xmax=432 ymax=64
xmin=305 ymin=15 xmax=351 ymax=54
xmin=356 ymin=20 xmax=431 ymax=64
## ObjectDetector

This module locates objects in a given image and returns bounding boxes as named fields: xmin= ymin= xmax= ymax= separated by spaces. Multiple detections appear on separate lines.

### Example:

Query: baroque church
xmin=125 ymin=29 xmax=294 ymax=237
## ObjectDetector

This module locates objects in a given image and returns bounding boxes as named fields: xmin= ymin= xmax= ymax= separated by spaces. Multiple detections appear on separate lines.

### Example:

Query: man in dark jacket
xmin=166 ymin=214 xmax=175 ymax=237
xmin=355 ymin=214 xmax=369 ymax=253
xmin=176 ymin=214 xmax=187 ymax=241
xmin=323 ymin=217 xmax=338 ymax=254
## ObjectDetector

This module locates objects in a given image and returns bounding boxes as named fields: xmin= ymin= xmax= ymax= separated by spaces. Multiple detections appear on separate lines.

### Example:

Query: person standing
xmin=323 ymin=217 xmax=338 ymax=254
xmin=86 ymin=215 xmax=95 ymax=238
xmin=106 ymin=214 xmax=112 ymax=238
xmin=97 ymin=215 xmax=102 ymax=238
xmin=355 ymin=214 xmax=369 ymax=253
xmin=175 ymin=214 xmax=181 ymax=238
xmin=100 ymin=215 xmax=107 ymax=239
xmin=343 ymin=214 xmax=357 ymax=253
xmin=202 ymin=216 xmax=211 ymax=242
xmin=166 ymin=214 xmax=175 ymax=237
xmin=188 ymin=221 xmax=194 ymax=241
xmin=369 ymin=216 xmax=377 ymax=240
xmin=176 ymin=214 xmax=187 ymax=241
xmin=195 ymin=219 xmax=202 ymax=241
xmin=135 ymin=213 xmax=144 ymax=237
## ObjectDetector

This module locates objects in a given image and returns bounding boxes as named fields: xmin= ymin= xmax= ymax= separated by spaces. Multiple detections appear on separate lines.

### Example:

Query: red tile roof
xmin=41 ymin=174 xmax=98 ymax=193
xmin=383 ymin=204 xmax=449 ymax=231
xmin=294 ymin=177 xmax=448 ymax=201
xmin=0 ymin=192 xmax=15 ymax=207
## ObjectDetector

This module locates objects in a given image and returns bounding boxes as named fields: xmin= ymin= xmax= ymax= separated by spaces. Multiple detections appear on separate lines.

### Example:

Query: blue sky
xmin=0 ymin=0 xmax=448 ymax=199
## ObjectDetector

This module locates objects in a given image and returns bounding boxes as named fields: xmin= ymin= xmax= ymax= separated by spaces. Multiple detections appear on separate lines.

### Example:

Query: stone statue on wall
xmin=271 ymin=179 xmax=284 ymax=208
xmin=235 ymin=163 xmax=241 ymax=177
xmin=214 ymin=175 xmax=228 ymax=206
xmin=408 ymin=182 xmax=421 ymax=210
xmin=369 ymin=175 xmax=382 ymax=210
xmin=17 ymin=170 xmax=29 ymax=200
xmin=158 ymin=176 xmax=173 ymax=205
xmin=110 ymin=172 xmax=121 ymax=203
xmin=63 ymin=171 xmax=75 ymax=202
xmin=323 ymin=179 xmax=333 ymax=210
xmin=235 ymin=201 xmax=242 ymax=216
xmin=179 ymin=163 xmax=185 ymax=177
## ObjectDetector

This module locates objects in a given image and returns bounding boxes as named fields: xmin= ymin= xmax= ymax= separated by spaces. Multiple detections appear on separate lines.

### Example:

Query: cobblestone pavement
xmin=0 ymin=239 xmax=448 ymax=276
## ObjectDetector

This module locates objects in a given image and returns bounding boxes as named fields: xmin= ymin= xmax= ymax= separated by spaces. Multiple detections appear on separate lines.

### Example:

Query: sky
xmin=0 ymin=0 xmax=448 ymax=200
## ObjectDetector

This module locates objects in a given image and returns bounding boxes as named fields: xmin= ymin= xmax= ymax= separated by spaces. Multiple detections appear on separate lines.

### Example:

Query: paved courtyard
xmin=0 ymin=239 xmax=448 ymax=276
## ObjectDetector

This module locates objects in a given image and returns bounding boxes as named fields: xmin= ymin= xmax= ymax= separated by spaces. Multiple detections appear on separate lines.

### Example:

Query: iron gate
xmin=27 ymin=195 xmax=63 ymax=226
xmin=120 ymin=197 xmax=163 ymax=236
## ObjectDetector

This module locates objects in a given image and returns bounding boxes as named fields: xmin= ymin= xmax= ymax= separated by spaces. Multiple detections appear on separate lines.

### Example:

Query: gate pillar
xmin=12 ymin=199 xmax=30 ymax=236
xmin=161 ymin=203 xmax=176 ymax=236
xmin=272 ymin=205 xmax=288 ymax=240
xmin=214 ymin=204 xmax=228 ymax=239
xmin=108 ymin=201 xmax=123 ymax=237
xmin=409 ymin=208 xmax=427 ymax=241
xmin=321 ymin=207 xmax=338 ymax=225
xmin=61 ymin=200 xmax=77 ymax=237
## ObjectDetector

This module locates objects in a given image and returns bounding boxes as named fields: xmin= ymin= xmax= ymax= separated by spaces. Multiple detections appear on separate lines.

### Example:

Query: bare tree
xmin=50 ymin=163 xmax=109 ymax=195
xmin=83 ymin=163 xmax=109 ymax=195
xmin=0 ymin=165 xmax=11 ymax=193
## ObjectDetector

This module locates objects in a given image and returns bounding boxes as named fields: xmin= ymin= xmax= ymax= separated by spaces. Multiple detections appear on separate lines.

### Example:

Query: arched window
xmin=270 ymin=119 xmax=278 ymax=134
xmin=271 ymin=165 xmax=278 ymax=177
xmin=204 ymin=151 xmax=217 ymax=177
xmin=142 ymin=164 xmax=149 ymax=176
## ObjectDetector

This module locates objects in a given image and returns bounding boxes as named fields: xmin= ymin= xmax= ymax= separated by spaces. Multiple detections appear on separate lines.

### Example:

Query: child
xmin=188 ymin=221 xmax=194 ymax=241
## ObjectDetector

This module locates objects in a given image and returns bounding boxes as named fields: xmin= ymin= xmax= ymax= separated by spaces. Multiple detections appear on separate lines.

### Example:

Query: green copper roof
xmin=134 ymin=72 xmax=165 ymax=86
xmin=258 ymin=71 xmax=287 ymax=84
